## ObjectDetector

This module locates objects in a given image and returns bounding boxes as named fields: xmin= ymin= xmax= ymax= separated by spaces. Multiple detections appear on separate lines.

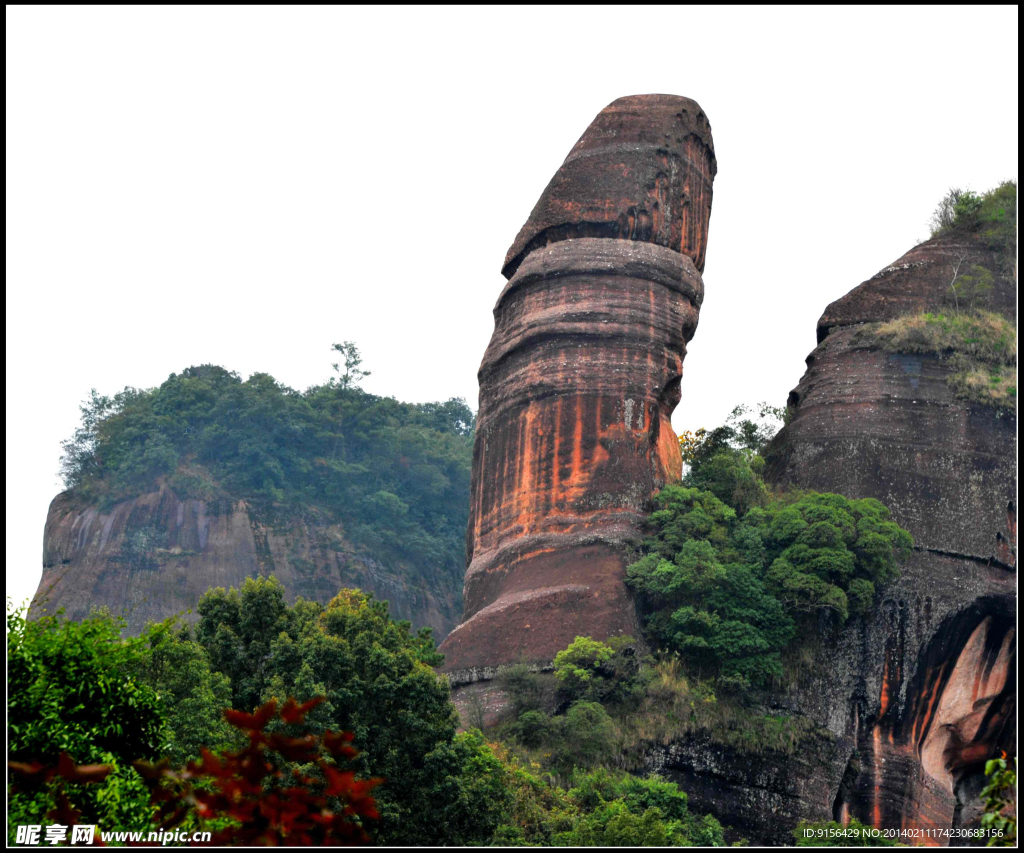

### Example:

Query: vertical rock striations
xmin=439 ymin=95 xmax=716 ymax=673
xmin=764 ymin=228 xmax=1016 ymax=840
xmin=35 ymin=488 xmax=462 ymax=638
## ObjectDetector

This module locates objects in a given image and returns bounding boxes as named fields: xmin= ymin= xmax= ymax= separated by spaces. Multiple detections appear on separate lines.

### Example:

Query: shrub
xmin=553 ymin=636 xmax=614 ymax=700
xmin=980 ymin=755 xmax=1017 ymax=847
xmin=627 ymin=475 xmax=911 ymax=686
xmin=7 ymin=604 xmax=163 ymax=839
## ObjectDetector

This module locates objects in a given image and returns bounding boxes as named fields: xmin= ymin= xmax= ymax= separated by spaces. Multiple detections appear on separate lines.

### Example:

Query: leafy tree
xmin=57 ymin=346 xmax=475 ymax=601
xmin=553 ymin=636 xmax=614 ymax=700
xmin=627 ymin=471 xmax=911 ymax=686
xmin=552 ymin=702 xmax=618 ymax=771
xmin=7 ymin=603 xmax=163 ymax=838
xmin=980 ymin=755 xmax=1017 ymax=847
xmin=130 ymin=619 xmax=236 ymax=765
xmin=330 ymin=340 xmax=371 ymax=390
xmin=194 ymin=578 xmax=505 ymax=845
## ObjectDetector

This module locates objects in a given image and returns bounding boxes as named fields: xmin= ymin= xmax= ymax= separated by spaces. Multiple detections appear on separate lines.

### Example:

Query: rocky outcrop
xmin=34 ymin=487 xmax=461 ymax=637
xmin=760 ymin=228 xmax=1017 ymax=843
xmin=645 ymin=730 xmax=844 ymax=846
xmin=438 ymin=95 xmax=716 ymax=673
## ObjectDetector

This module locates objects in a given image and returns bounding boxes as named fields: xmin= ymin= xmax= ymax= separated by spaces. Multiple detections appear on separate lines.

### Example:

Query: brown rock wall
xmin=34 ymin=487 xmax=460 ymax=637
xmin=440 ymin=94 xmax=715 ymax=672
xmin=764 ymin=229 xmax=1017 ymax=842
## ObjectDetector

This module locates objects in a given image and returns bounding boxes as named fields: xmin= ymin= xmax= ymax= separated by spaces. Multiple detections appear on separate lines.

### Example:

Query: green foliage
xmin=930 ymin=181 xmax=1017 ymax=260
xmin=6 ymin=603 xmax=164 ymax=837
xmin=553 ymin=769 xmax=724 ymax=846
xmin=628 ymin=464 xmax=911 ymax=687
xmin=485 ymin=746 xmax=725 ymax=848
xmin=554 ymin=702 xmax=618 ymax=771
xmin=980 ymin=756 xmax=1017 ymax=847
xmin=58 ymin=346 xmax=475 ymax=592
xmin=861 ymin=310 xmax=1016 ymax=410
xmin=793 ymin=818 xmax=902 ymax=846
xmin=130 ymin=619 xmax=236 ymax=765
xmin=679 ymin=403 xmax=783 ymax=515
xmin=553 ymin=636 xmax=614 ymax=700
xmin=193 ymin=578 xmax=499 ymax=845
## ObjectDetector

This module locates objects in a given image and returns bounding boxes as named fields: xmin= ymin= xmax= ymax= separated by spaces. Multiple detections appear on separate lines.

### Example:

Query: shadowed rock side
xmin=760 ymin=229 xmax=1017 ymax=843
xmin=439 ymin=95 xmax=715 ymax=673
xmin=35 ymin=488 xmax=461 ymax=638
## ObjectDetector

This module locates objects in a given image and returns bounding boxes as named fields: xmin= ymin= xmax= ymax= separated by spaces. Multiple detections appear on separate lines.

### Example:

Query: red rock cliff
xmin=439 ymin=95 xmax=716 ymax=672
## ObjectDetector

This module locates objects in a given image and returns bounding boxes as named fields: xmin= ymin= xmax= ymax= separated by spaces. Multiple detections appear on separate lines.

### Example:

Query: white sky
xmin=6 ymin=6 xmax=1019 ymax=610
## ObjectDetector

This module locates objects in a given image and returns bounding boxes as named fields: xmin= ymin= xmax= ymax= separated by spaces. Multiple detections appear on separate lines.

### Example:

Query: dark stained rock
xmin=645 ymin=729 xmax=843 ymax=846
xmin=816 ymin=231 xmax=1016 ymax=343
xmin=439 ymin=95 xmax=715 ymax=673
xmin=34 ymin=488 xmax=461 ymax=638
xmin=502 ymin=94 xmax=717 ymax=279
xmin=761 ymin=228 xmax=1017 ymax=841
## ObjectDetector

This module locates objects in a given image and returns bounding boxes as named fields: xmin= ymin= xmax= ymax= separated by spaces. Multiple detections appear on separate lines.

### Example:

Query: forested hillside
xmin=40 ymin=344 xmax=474 ymax=634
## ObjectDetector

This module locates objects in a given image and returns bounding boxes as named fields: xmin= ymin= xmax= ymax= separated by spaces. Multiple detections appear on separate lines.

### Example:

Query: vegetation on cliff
xmin=859 ymin=309 xmax=1017 ymax=410
xmin=929 ymin=180 xmax=1017 ymax=263
xmin=8 ymin=593 xmax=727 ymax=846
xmin=866 ymin=181 xmax=1020 ymax=411
xmin=629 ymin=410 xmax=912 ymax=690
xmin=58 ymin=342 xmax=474 ymax=590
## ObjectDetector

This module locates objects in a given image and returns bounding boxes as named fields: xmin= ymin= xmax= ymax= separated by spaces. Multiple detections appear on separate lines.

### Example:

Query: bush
xmin=930 ymin=181 xmax=1017 ymax=258
xmin=627 ymin=474 xmax=911 ymax=685
xmin=553 ymin=636 xmax=614 ymax=700
xmin=7 ymin=604 xmax=164 ymax=839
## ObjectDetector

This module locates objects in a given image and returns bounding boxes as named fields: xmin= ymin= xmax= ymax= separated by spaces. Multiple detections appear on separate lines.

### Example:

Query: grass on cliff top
xmin=869 ymin=310 xmax=1016 ymax=364
xmin=858 ymin=310 xmax=1017 ymax=410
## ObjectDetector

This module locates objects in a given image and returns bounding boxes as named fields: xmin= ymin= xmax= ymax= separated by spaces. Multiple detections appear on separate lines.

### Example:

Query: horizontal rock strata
xmin=440 ymin=94 xmax=716 ymax=672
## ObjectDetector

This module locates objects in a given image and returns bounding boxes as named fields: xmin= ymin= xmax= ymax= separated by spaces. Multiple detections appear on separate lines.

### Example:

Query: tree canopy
xmin=58 ymin=343 xmax=475 ymax=596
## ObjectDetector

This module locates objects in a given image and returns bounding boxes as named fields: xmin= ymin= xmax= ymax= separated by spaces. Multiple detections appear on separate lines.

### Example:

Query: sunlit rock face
xmin=439 ymin=95 xmax=716 ymax=672
xmin=765 ymin=229 xmax=1017 ymax=844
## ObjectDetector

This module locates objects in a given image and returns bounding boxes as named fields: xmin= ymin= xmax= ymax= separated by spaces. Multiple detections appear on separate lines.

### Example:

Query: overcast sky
xmin=6 ymin=5 xmax=1018 ymax=610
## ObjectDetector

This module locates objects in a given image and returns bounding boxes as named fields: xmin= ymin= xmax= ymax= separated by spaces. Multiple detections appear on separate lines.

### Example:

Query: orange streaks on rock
xmin=439 ymin=96 xmax=714 ymax=672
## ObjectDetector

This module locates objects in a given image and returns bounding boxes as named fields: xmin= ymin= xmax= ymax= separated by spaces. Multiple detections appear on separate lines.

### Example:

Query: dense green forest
xmin=58 ymin=342 xmax=475 ymax=591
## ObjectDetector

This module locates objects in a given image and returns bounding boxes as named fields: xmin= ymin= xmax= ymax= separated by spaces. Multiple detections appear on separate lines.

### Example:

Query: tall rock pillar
xmin=439 ymin=95 xmax=716 ymax=673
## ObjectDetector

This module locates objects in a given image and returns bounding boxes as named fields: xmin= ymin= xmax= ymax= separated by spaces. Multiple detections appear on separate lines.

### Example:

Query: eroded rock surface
xmin=439 ymin=95 xmax=716 ymax=672
xmin=762 ymin=229 xmax=1017 ymax=843
xmin=34 ymin=488 xmax=461 ymax=637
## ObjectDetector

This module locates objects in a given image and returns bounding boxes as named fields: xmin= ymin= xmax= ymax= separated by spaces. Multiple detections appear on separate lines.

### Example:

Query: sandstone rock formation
xmin=34 ymin=487 xmax=461 ymax=637
xmin=438 ymin=95 xmax=716 ymax=674
xmin=755 ymin=227 xmax=1017 ymax=841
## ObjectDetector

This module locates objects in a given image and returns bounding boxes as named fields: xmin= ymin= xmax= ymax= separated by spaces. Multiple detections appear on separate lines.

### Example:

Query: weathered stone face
xmin=33 ymin=488 xmax=461 ymax=637
xmin=502 ymin=94 xmax=716 ymax=279
xmin=762 ymin=228 xmax=1017 ymax=841
xmin=439 ymin=95 xmax=715 ymax=673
